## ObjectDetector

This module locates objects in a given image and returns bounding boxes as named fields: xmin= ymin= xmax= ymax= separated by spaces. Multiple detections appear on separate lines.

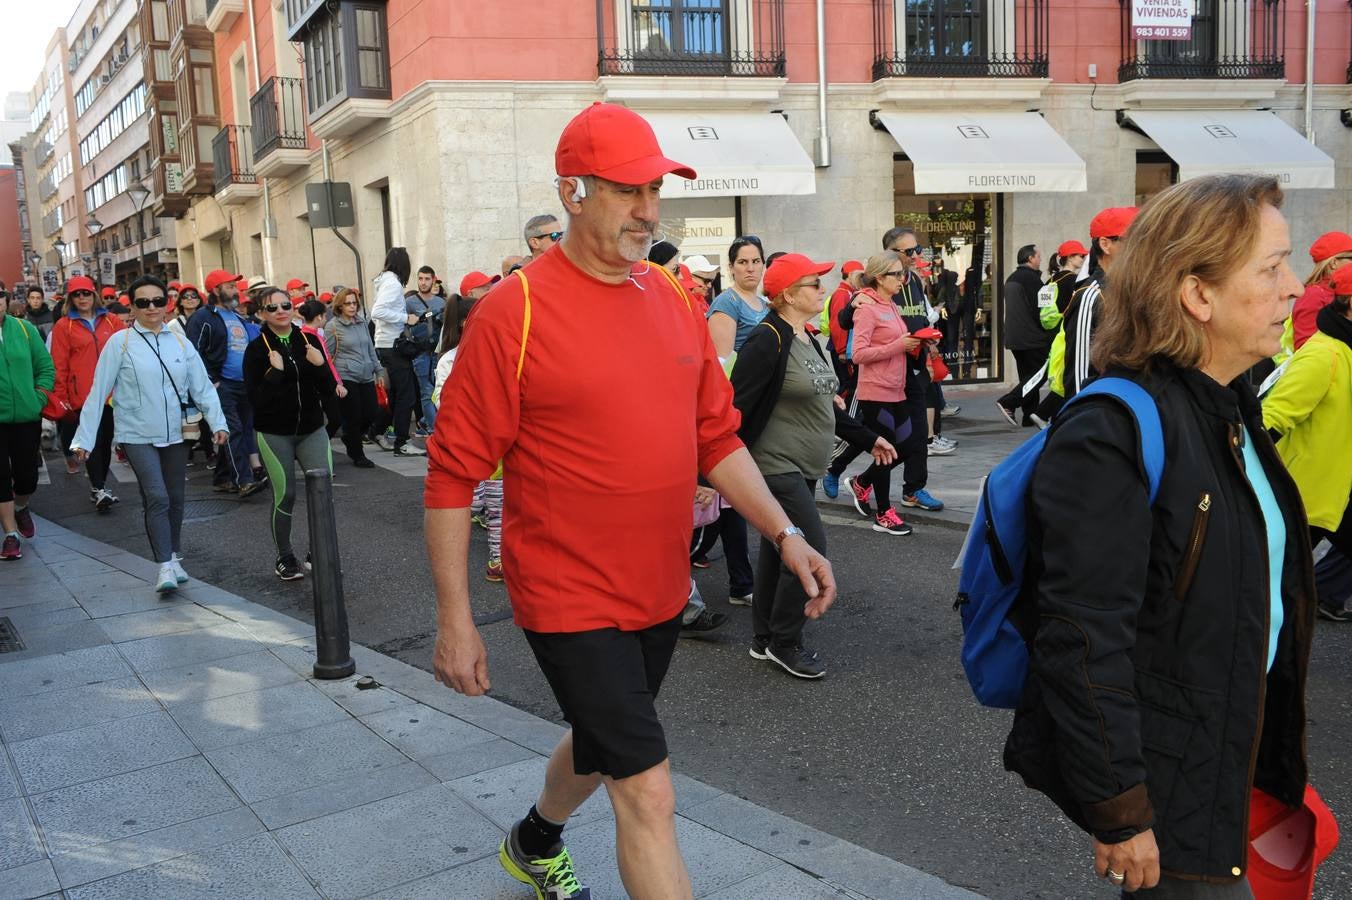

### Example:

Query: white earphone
xmin=555 ymin=176 xmax=586 ymax=203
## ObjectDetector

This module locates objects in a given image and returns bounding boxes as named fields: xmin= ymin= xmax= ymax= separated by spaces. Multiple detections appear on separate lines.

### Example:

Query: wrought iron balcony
xmin=1119 ymin=0 xmax=1284 ymax=81
xmin=250 ymin=77 xmax=307 ymax=159
xmin=212 ymin=125 xmax=256 ymax=194
xmin=872 ymin=0 xmax=1048 ymax=79
xmin=597 ymin=0 xmax=786 ymax=78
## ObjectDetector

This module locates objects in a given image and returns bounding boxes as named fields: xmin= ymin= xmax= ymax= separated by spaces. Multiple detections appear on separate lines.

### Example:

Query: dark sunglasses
xmin=898 ymin=247 xmax=922 ymax=257
xmin=132 ymin=296 xmax=169 ymax=309
xmin=883 ymin=269 xmax=905 ymax=278
xmin=264 ymin=302 xmax=293 ymax=313
xmin=532 ymin=230 xmax=563 ymax=241
xmin=692 ymin=274 xmax=714 ymax=285
xmin=69 ymin=290 xmax=94 ymax=298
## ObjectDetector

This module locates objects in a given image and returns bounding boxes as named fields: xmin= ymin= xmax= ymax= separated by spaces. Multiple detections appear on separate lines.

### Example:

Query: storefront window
xmin=1134 ymin=151 xmax=1174 ymax=208
xmin=658 ymin=196 xmax=738 ymax=280
xmin=894 ymin=158 xmax=999 ymax=383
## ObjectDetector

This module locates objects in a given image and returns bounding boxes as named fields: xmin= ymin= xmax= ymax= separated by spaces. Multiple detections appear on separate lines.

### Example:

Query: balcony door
xmin=893 ymin=0 xmax=1017 ymax=75
xmin=1138 ymin=0 xmax=1219 ymax=75
xmin=627 ymin=0 xmax=732 ymax=73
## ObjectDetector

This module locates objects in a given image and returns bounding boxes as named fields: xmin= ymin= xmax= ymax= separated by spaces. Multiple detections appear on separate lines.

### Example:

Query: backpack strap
xmin=513 ymin=269 xmax=531 ymax=381
xmin=1067 ymin=377 xmax=1165 ymax=503
xmin=755 ymin=318 xmax=782 ymax=352
xmin=648 ymin=263 xmax=694 ymax=313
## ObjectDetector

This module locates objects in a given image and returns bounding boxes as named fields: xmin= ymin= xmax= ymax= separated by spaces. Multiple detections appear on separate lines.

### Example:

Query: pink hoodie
xmin=850 ymin=289 xmax=911 ymax=403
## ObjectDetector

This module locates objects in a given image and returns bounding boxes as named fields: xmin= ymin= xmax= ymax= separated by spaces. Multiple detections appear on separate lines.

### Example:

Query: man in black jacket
xmin=996 ymin=244 xmax=1051 ymax=426
xmin=188 ymin=270 xmax=261 ymax=497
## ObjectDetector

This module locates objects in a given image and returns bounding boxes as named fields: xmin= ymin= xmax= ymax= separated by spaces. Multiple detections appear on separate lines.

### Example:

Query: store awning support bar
xmin=814 ymin=0 xmax=831 ymax=167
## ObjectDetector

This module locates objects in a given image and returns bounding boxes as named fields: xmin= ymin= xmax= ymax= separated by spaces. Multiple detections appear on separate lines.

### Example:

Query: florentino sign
xmin=1132 ymin=0 xmax=1194 ymax=41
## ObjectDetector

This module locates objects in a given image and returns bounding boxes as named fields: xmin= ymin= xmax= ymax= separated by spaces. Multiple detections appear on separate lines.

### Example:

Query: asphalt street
xmin=26 ymin=412 xmax=1352 ymax=900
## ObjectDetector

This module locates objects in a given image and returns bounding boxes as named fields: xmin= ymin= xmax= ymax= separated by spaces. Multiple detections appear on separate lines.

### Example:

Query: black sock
xmin=517 ymin=804 xmax=565 ymax=858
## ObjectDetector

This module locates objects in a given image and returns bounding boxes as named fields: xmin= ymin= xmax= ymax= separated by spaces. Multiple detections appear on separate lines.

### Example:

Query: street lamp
xmin=85 ymin=215 xmax=103 ymax=287
xmin=127 ymin=182 xmax=151 ymax=278
xmin=53 ymin=238 xmax=67 ymax=285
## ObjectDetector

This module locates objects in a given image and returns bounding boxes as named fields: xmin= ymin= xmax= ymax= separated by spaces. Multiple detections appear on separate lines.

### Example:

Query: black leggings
xmin=58 ymin=406 xmax=116 ymax=490
xmin=338 ymin=381 xmax=379 ymax=459
xmin=376 ymin=349 xmax=419 ymax=445
xmin=856 ymin=399 xmax=912 ymax=513
xmin=0 ymin=420 xmax=42 ymax=504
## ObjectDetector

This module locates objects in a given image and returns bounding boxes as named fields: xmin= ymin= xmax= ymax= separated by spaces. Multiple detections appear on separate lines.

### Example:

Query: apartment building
xmin=24 ymin=32 xmax=84 ymax=295
xmin=162 ymin=0 xmax=1352 ymax=385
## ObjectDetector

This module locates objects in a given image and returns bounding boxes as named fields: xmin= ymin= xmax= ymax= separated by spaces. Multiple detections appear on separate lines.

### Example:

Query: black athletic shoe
xmin=237 ymin=481 xmax=265 ymax=499
xmin=275 ymin=554 xmax=306 ymax=581
xmin=748 ymin=635 xmax=770 ymax=660
xmin=1317 ymin=604 xmax=1352 ymax=622
xmin=680 ymin=608 xmax=728 ymax=636
xmin=352 ymin=457 xmax=375 ymax=468
xmin=764 ymin=645 xmax=826 ymax=679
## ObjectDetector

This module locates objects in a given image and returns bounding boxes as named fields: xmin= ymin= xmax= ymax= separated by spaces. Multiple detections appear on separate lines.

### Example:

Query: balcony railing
xmin=597 ymin=0 xmax=786 ymax=77
xmin=212 ymin=125 xmax=256 ymax=193
xmin=872 ymin=0 xmax=1048 ymax=79
xmin=250 ymin=77 xmax=307 ymax=159
xmin=1119 ymin=0 xmax=1284 ymax=81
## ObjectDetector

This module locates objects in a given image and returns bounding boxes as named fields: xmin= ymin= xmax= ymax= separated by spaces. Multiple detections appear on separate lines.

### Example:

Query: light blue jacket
xmin=72 ymin=321 xmax=227 ymax=449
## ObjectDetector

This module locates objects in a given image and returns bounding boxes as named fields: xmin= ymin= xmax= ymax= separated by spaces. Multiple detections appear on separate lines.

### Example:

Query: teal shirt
xmin=706 ymin=289 xmax=768 ymax=351
xmin=1240 ymin=423 xmax=1286 ymax=672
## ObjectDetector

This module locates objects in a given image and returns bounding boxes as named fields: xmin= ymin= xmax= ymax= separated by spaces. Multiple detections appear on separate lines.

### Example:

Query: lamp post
xmin=85 ymin=214 xmax=103 ymax=287
xmin=53 ymin=237 xmax=67 ymax=285
xmin=127 ymin=182 xmax=151 ymax=278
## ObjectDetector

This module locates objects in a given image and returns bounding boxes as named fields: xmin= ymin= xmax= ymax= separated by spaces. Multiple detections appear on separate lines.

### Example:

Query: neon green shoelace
xmin=540 ymin=850 xmax=581 ymax=893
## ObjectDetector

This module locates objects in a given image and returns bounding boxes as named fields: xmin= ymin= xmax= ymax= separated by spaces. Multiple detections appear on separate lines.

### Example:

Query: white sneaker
xmin=91 ymin=488 xmax=118 ymax=511
xmin=394 ymin=443 xmax=426 ymax=457
xmin=927 ymin=438 xmax=957 ymax=457
xmin=170 ymin=554 xmax=189 ymax=584
xmin=933 ymin=435 xmax=958 ymax=450
xmin=155 ymin=563 xmax=178 ymax=594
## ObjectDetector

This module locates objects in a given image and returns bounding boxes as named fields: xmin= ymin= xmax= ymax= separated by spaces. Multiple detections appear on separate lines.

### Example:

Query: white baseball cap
xmin=683 ymin=255 xmax=719 ymax=277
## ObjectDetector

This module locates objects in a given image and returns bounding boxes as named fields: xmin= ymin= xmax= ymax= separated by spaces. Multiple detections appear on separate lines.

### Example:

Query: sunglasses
xmin=795 ymin=279 xmax=823 ymax=290
xmin=692 ymin=274 xmax=714 ymax=285
xmin=883 ymin=270 xmax=905 ymax=278
xmin=69 ymin=290 xmax=94 ymax=298
xmin=532 ymin=231 xmax=563 ymax=241
xmin=264 ymin=302 xmax=293 ymax=313
xmin=898 ymin=247 xmax=922 ymax=257
xmin=132 ymin=296 xmax=169 ymax=309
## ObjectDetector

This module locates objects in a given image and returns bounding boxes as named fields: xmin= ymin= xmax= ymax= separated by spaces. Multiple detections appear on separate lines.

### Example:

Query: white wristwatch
xmin=773 ymin=525 xmax=805 ymax=552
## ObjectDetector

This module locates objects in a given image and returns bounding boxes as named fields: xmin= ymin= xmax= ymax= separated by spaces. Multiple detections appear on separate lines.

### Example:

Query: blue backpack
xmin=954 ymin=378 xmax=1165 ymax=708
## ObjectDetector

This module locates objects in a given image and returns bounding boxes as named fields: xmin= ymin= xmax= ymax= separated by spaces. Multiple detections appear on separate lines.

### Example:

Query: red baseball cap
xmin=168 ymin=282 xmax=182 ymax=291
xmin=286 ymin=278 xmax=308 ymax=291
xmin=100 ymin=286 xmax=116 ymax=298
xmin=204 ymin=269 xmax=242 ymax=293
xmin=1309 ymin=231 xmax=1352 ymax=263
xmin=459 ymin=271 xmax=493 ymax=296
xmin=65 ymin=275 xmax=96 ymax=294
xmin=1328 ymin=265 xmax=1352 ymax=296
xmin=1057 ymin=240 xmax=1090 ymax=258
xmin=1089 ymin=207 xmax=1138 ymax=241
xmin=319 ymin=291 xmax=333 ymax=303
xmin=177 ymin=283 xmax=200 ymax=297
xmin=763 ymin=253 xmax=835 ymax=299
xmin=555 ymin=103 xmax=697 ymax=185
xmin=841 ymin=260 xmax=864 ymax=276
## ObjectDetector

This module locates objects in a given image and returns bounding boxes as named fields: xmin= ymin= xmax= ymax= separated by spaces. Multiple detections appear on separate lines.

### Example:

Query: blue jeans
xmin=214 ymin=379 xmax=256 ymax=487
xmin=413 ymin=353 xmax=436 ymax=429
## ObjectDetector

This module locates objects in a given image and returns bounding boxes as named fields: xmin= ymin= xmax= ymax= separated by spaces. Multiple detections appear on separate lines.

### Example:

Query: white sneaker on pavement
xmin=170 ymin=554 xmax=189 ymax=584
xmin=155 ymin=564 xmax=178 ymax=593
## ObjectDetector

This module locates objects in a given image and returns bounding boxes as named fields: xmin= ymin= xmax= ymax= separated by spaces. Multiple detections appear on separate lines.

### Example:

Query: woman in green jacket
xmin=1263 ymin=264 xmax=1352 ymax=620
xmin=0 ymin=298 xmax=56 ymax=560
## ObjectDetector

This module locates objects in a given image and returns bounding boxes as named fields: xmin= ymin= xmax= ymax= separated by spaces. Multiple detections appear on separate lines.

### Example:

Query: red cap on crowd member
xmin=1309 ymin=231 xmax=1352 ymax=264
xmin=117 ymin=293 xmax=131 ymax=307
xmin=319 ymin=291 xmax=333 ymax=303
xmin=459 ymin=271 xmax=493 ymax=296
xmin=168 ymin=282 xmax=182 ymax=292
xmin=177 ymin=283 xmax=200 ymax=297
xmin=236 ymin=277 xmax=249 ymax=291
xmin=762 ymin=253 xmax=835 ymax=299
xmin=841 ymin=260 xmax=864 ymax=276
xmin=1089 ymin=207 xmax=1139 ymax=241
xmin=100 ymin=286 xmax=116 ymax=298
xmin=1057 ymin=240 xmax=1090 ymax=258
xmin=1328 ymin=265 xmax=1352 ymax=297
xmin=555 ymin=102 xmax=697 ymax=185
xmin=204 ymin=269 xmax=242 ymax=293
xmin=285 ymin=277 xmax=307 ymax=291
xmin=65 ymin=275 xmax=96 ymax=294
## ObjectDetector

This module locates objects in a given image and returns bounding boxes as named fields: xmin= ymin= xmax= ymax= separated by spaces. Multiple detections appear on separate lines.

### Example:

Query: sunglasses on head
xmin=132 ymin=296 xmax=168 ymax=309
xmin=264 ymin=302 xmax=293 ymax=313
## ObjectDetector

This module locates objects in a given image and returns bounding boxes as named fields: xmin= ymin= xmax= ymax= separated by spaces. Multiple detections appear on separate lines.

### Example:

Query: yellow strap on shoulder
xmin=514 ymin=269 xmax=532 ymax=381
xmin=649 ymin=264 xmax=693 ymax=313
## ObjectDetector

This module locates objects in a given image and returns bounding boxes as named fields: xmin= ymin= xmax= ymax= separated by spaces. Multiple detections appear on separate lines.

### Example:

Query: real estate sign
xmin=1131 ymin=0 xmax=1194 ymax=41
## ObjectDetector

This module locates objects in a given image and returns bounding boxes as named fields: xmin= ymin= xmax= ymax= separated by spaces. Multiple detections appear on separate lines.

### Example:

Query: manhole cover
xmin=0 ymin=617 xmax=25 ymax=653
xmin=182 ymin=499 xmax=239 ymax=521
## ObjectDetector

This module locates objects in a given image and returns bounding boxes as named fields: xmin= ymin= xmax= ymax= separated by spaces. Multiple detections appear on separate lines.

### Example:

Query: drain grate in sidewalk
xmin=182 ymin=499 xmax=239 ymax=521
xmin=0 ymin=617 xmax=25 ymax=653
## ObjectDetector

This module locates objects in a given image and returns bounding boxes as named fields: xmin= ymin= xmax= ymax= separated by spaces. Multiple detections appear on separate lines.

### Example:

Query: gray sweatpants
xmin=122 ymin=442 xmax=190 ymax=565
xmin=256 ymin=428 xmax=333 ymax=560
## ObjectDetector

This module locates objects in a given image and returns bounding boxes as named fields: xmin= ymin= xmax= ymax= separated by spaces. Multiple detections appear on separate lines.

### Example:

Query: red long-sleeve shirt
xmin=425 ymin=245 xmax=744 ymax=633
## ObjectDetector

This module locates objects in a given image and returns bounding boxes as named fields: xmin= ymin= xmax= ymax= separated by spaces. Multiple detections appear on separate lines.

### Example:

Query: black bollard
xmin=304 ymin=468 xmax=356 ymax=679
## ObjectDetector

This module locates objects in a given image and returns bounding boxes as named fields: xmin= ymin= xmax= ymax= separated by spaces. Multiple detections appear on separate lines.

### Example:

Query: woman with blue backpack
xmin=1000 ymin=175 xmax=1321 ymax=897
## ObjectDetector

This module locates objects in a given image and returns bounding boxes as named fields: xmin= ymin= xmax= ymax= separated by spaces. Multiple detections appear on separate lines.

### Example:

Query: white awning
xmin=645 ymin=112 xmax=817 ymax=199
xmin=874 ymin=111 xmax=1087 ymax=194
xmin=1121 ymin=110 xmax=1334 ymax=190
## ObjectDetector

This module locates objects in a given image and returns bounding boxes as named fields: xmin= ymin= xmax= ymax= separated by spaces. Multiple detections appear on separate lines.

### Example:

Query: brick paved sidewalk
xmin=0 ymin=517 xmax=983 ymax=900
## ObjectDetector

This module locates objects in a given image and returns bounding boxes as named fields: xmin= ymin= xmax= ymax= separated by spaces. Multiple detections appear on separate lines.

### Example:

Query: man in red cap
xmin=188 ymin=269 xmax=262 ymax=497
xmin=1058 ymin=207 xmax=1137 ymax=401
xmin=426 ymin=102 xmax=834 ymax=900
xmin=285 ymin=278 xmax=308 ymax=303
xmin=458 ymin=271 xmax=493 ymax=301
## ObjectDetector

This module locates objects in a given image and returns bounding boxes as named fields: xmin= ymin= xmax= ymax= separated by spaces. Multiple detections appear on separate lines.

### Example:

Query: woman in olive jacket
xmin=730 ymin=254 xmax=895 ymax=679
xmin=1006 ymin=175 xmax=1316 ymax=898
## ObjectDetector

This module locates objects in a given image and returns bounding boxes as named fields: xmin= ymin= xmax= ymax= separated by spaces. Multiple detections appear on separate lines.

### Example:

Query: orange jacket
xmin=49 ymin=309 xmax=125 ymax=411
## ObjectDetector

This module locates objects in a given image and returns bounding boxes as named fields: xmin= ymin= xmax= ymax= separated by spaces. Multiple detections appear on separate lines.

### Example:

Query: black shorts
xmin=523 ymin=611 xmax=683 ymax=779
